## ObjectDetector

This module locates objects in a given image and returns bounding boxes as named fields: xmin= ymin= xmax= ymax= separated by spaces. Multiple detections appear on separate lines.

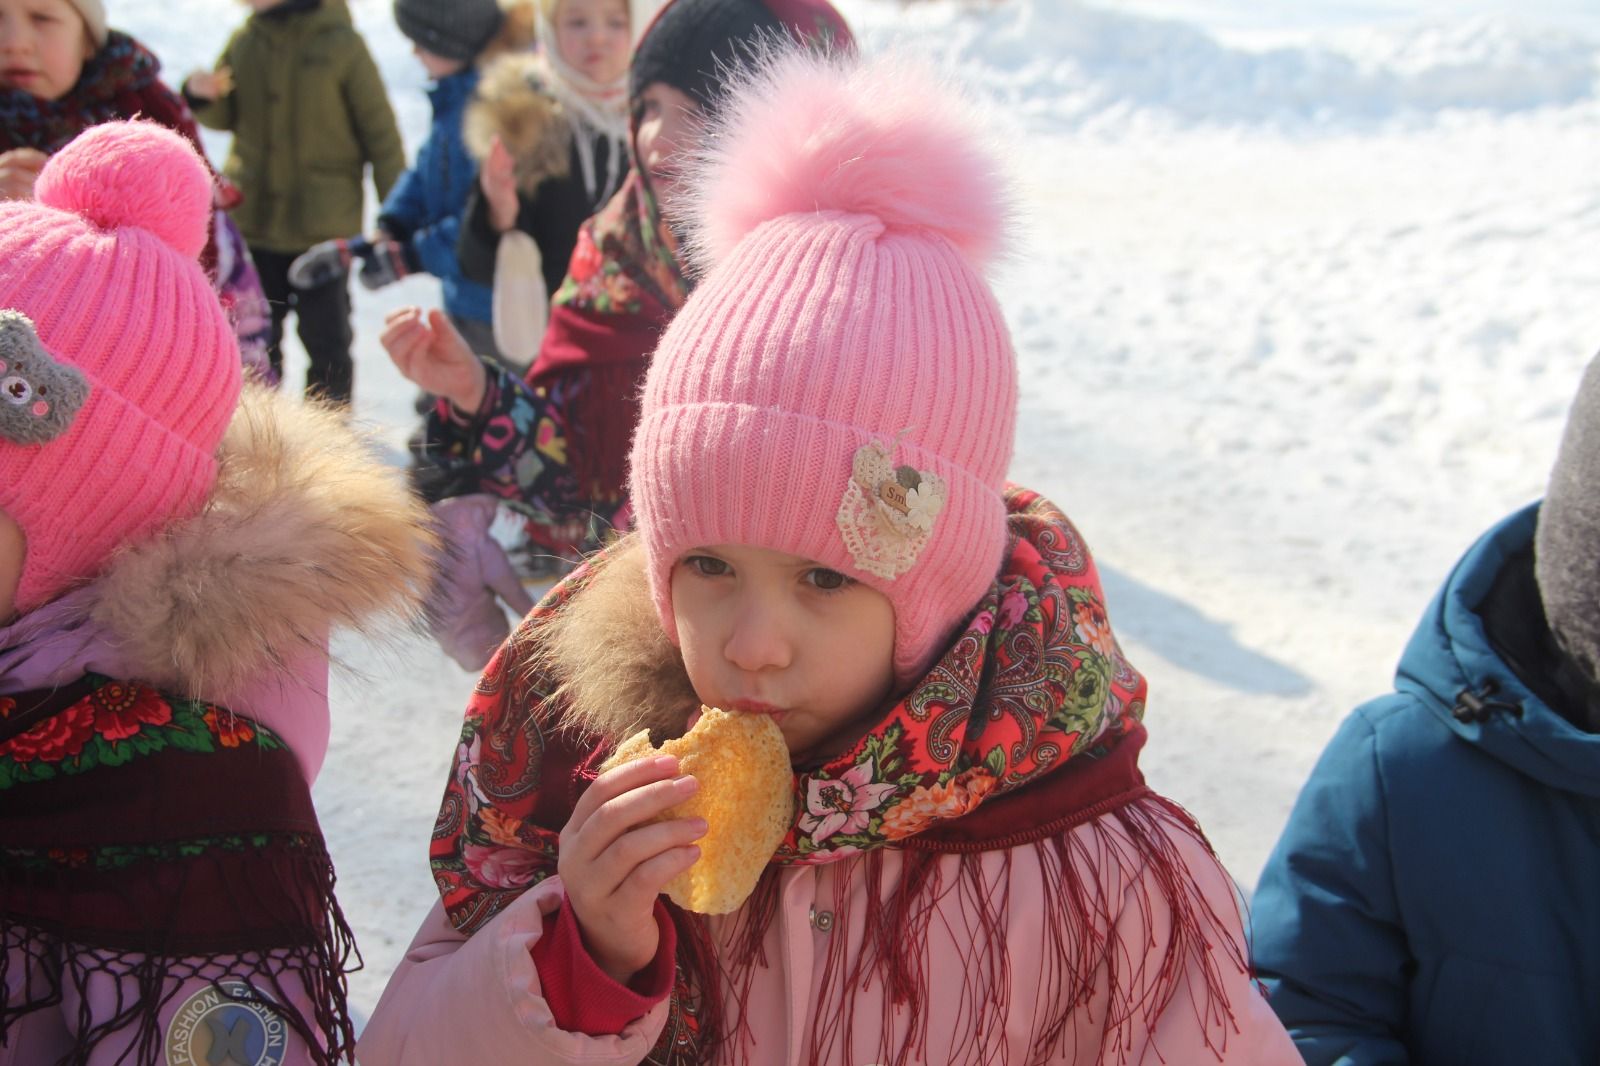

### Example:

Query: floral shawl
xmin=523 ymin=168 xmax=689 ymax=500
xmin=429 ymin=486 xmax=1239 ymax=1064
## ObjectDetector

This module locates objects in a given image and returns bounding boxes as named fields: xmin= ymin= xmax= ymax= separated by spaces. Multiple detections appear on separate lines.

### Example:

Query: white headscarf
xmin=533 ymin=0 xmax=642 ymax=203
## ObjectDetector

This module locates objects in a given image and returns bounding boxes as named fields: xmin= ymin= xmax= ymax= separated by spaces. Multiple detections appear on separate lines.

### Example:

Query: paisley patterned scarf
xmin=431 ymin=486 xmax=1235 ymax=1063
xmin=523 ymin=168 xmax=688 ymax=500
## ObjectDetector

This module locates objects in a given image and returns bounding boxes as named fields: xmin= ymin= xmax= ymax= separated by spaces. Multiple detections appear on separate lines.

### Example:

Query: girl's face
xmin=551 ymin=0 xmax=629 ymax=86
xmin=670 ymin=544 xmax=897 ymax=764
xmin=633 ymin=82 xmax=700 ymax=206
xmin=412 ymin=44 xmax=464 ymax=81
xmin=0 ymin=0 xmax=92 ymax=102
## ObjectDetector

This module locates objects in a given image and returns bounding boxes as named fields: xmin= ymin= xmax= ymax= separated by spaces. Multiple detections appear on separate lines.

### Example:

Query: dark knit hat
xmin=1536 ymin=352 xmax=1600 ymax=684
xmin=394 ymin=0 xmax=505 ymax=62
xmin=629 ymin=0 xmax=851 ymax=112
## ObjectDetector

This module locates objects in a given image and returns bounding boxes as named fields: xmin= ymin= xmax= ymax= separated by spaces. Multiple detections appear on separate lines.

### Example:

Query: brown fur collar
xmin=86 ymin=386 xmax=437 ymax=698
xmin=464 ymin=51 xmax=574 ymax=193
xmin=524 ymin=534 xmax=698 ymax=745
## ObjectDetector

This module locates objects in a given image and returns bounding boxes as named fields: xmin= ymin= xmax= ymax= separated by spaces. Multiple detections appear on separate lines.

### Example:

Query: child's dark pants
xmin=252 ymin=246 xmax=356 ymax=406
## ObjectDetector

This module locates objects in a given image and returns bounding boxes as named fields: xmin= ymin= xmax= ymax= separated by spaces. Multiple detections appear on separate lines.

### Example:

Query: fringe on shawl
xmin=0 ymin=837 xmax=360 ymax=1066
xmin=688 ymin=793 xmax=1246 ymax=1066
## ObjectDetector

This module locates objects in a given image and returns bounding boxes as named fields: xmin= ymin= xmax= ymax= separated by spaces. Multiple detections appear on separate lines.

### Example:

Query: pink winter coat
xmin=0 ymin=389 xmax=435 ymax=1066
xmin=361 ymin=811 xmax=1296 ymax=1064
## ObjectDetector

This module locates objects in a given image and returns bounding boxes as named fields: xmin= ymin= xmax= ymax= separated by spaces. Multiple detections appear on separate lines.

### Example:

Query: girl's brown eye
xmin=808 ymin=568 xmax=847 ymax=591
xmin=687 ymin=555 xmax=728 ymax=577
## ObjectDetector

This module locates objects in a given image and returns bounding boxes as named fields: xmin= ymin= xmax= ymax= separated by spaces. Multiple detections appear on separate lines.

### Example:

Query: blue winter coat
xmin=1251 ymin=503 xmax=1600 ymax=1066
xmin=378 ymin=67 xmax=492 ymax=324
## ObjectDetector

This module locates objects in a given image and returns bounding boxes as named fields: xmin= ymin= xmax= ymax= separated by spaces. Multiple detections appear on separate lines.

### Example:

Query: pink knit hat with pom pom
xmin=0 ymin=121 xmax=242 ymax=615
xmin=629 ymin=50 xmax=1018 ymax=687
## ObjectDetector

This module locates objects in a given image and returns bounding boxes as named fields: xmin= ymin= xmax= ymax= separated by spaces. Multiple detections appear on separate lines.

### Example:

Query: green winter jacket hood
xmin=192 ymin=0 xmax=405 ymax=251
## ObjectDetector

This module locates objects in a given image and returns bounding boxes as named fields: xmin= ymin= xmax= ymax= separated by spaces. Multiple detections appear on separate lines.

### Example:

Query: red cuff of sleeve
xmin=444 ymin=364 xmax=501 ymax=427
xmin=529 ymin=895 xmax=678 ymax=1036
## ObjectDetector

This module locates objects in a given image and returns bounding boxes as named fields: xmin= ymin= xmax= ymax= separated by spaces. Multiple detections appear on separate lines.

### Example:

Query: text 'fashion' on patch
xmin=164 ymin=980 xmax=290 ymax=1066
xmin=836 ymin=439 xmax=947 ymax=579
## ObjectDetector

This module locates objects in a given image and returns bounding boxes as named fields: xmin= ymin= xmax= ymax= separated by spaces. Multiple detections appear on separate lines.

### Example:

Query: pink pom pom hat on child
xmin=629 ymin=50 xmax=1019 ymax=687
xmin=0 ymin=121 xmax=243 ymax=615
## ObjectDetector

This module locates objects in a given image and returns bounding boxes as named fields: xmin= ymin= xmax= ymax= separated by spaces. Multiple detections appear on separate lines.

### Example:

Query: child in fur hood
xmin=359 ymin=50 xmax=1298 ymax=1066
xmin=453 ymin=0 xmax=653 ymax=364
xmin=0 ymin=122 xmax=435 ymax=1066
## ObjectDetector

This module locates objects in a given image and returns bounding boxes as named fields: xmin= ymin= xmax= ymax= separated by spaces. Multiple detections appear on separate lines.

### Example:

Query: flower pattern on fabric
xmin=798 ymin=758 xmax=898 ymax=843
xmin=0 ymin=676 xmax=285 ymax=790
xmin=432 ymin=485 xmax=1146 ymax=893
xmin=429 ymin=485 xmax=1147 ymax=1065
xmin=880 ymin=767 xmax=998 ymax=842
xmin=204 ymin=707 xmax=257 ymax=748
xmin=1 ymin=699 xmax=95 ymax=765
xmin=90 ymin=682 xmax=173 ymax=741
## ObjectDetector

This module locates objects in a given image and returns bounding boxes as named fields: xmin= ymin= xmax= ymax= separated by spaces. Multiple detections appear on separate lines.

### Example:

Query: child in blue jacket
xmin=290 ymin=0 xmax=535 ymax=363
xmin=1252 ymin=351 xmax=1600 ymax=1066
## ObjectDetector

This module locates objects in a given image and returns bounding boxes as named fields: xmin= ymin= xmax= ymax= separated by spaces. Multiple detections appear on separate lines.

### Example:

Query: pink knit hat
xmin=629 ymin=51 xmax=1018 ymax=685
xmin=0 ymin=121 xmax=242 ymax=615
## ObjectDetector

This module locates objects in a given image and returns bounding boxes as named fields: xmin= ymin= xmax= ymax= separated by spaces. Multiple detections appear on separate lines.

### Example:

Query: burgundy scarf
xmin=0 ymin=675 xmax=358 ymax=1065
xmin=430 ymin=487 xmax=1243 ymax=1064
xmin=0 ymin=32 xmax=197 ymax=156
xmin=526 ymin=169 xmax=688 ymax=502
xmin=0 ymin=31 xmax=231 ymax=272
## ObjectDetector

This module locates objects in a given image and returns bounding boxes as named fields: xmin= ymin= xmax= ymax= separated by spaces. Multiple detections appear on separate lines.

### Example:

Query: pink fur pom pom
xmin=685 ymin=49 xmax=1011 ymax=273
xmin=34 ymin=121 xmax=212 ymax=261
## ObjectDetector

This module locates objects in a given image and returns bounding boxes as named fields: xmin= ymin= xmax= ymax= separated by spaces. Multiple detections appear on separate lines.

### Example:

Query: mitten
xmin=287 ymin=236 xmax=367 ymax=290
xmin=357 ymin=236 xmax=418 ymax=291
xmin=492 ymin=230 xmax=548 ymax=370
xmin=426 ymin=495 xmax=537 ymax=671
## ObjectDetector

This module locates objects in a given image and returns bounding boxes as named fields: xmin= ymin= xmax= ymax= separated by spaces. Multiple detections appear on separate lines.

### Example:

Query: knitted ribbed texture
xmin=0 ymin=122 xmax=242 ymax=614
xmin=631 ymin=49 xmax=1018 ymax=683
xmin=627 ymin=49 xmax=1011 ymax=675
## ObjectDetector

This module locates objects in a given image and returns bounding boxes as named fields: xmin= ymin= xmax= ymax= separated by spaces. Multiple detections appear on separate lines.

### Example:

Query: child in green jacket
xmin=186 ymin=0 xmax=405 ymax=406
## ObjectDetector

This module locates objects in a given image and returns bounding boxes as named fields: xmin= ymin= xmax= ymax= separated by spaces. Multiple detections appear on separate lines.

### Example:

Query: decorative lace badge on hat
xmin=836 ymin=439 xmax=948 ymax=580
xmin=0 ymin=311 xmax=88 ymax=445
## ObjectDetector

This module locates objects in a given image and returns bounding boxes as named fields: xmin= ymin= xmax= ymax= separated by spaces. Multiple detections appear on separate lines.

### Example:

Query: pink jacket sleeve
xmin=357 ymin=880 xmax=671 ymax=1066
xmin=1113 ymin=827 xmax=1300 ymax=1065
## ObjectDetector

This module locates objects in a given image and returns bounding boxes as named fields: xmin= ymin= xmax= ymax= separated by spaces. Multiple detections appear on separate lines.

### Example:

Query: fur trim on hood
xmin=87 ymin=386 xmax=438 ymax=698
xmin=521 ymin=534 xmax=697 ymax=745
xmin=464 ymin=51 xmax=574 ymax=193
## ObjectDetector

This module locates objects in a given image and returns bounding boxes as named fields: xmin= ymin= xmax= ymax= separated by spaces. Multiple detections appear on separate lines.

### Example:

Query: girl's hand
xmin=480 ymin=137 xmax=519 ymax=234
xmin=0 ymin=149 xmax=46 ymax=201
xmin=379 ymin=307 xmax=488 ymax=414
xmin=558 ymin=755 xmax=706 ymax=984
xmin=187 ymin=66 xmax=234 ymax=101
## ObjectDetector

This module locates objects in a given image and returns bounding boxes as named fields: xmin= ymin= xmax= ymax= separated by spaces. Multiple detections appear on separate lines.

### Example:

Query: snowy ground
xmin=119 ymin=0 xmax=1600 ymax=1018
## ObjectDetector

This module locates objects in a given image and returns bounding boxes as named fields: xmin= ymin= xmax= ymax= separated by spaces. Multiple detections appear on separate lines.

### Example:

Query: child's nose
xmin=723 ymin=600 xmax=793 ymax=673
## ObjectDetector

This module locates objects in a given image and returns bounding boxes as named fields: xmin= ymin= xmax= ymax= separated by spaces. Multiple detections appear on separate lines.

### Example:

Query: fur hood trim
xmin=522 ymin=534 xmax=698 ymax=744
xmin=464 ymin=52 xmax=573 ymax=193
xmin=87 ymin=386 xmax=438 ymax=697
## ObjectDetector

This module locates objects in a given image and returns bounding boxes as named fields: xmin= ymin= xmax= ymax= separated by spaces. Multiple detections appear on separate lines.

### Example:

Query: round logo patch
xmin=164 ymin=979 xmax=290 ymax=1066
